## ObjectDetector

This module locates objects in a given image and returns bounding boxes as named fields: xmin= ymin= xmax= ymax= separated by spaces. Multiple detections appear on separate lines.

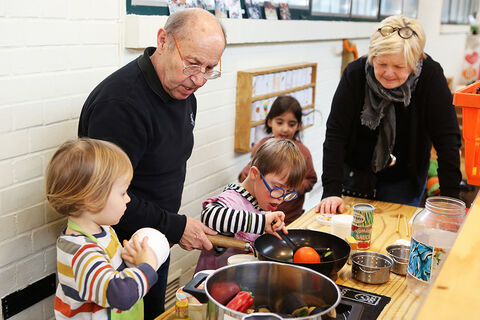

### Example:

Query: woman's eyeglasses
xmin=172 ymin=35 xmax=221 ymax=80
xmin=377 ymin=25 xmax=417 ymax=39
xmin=259 ymin=171 xmax=298 ymax=202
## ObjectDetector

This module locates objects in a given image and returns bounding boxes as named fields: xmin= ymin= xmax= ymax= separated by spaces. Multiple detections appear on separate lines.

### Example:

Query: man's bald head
xmin=164 ymin=8 xmax=226 ymax=48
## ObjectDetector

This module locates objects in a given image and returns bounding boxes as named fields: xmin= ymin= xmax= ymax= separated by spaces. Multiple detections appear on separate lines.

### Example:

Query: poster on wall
xmin=279 ymin=3 xmax=291 ymax=20
xmin=245 ymin=0 xmax=262 ymax=19
xmin=214 ymin=0 xmax=228 ymax=17
xmin=168 ymin=0 xmax=189 ymax=13
xmin=461 ymin=35 xmax=480 ymax=85
xmin=264 ymin=1 xmax=278 ymax=20
xmin=226 ymin=0 xmax=243 ymax=18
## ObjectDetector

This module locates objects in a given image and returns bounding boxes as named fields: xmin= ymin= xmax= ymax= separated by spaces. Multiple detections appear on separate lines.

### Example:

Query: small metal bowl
xmin=385 ymin=244 xmax=410 ymax=276
xmin=351 ymin=252 xmax=393 ymax=284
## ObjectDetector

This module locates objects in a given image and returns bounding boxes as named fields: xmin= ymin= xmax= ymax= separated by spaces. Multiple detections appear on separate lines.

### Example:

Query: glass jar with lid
xmin=406 ymin=196 xmax=466 ymax=296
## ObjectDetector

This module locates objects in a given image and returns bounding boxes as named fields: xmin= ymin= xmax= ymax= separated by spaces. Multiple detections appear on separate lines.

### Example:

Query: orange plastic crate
xmin=453 ymin=81 xmax=480 ymax=185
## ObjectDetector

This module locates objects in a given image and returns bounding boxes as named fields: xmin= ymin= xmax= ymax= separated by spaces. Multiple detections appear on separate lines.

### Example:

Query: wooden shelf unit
xmin=234 ymin=62 xmax=317 ymax=153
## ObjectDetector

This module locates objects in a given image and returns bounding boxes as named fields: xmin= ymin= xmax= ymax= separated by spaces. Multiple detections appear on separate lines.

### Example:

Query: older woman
xmin=317 ymin=15 xmax=461 ymax=214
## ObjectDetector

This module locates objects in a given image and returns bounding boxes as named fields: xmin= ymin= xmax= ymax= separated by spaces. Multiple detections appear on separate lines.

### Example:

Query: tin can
xmin=351 ymin=203 xmax=375 ymax=249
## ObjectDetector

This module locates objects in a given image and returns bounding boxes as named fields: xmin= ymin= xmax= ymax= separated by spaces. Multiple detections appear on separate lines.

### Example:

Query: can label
xmin=351 ymin=203 xmax=375 ymax=249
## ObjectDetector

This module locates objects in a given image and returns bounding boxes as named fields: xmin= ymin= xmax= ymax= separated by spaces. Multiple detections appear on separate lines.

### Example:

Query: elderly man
xmin=78 ymin=8 xmax=225 ymax=319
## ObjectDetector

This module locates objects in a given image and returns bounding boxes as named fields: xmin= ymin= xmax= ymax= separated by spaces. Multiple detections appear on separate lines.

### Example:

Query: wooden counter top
xmin=289 ymin=196 xmax=421 ymax=320
xmin=414 ymin=193 xmax=480 ymax=318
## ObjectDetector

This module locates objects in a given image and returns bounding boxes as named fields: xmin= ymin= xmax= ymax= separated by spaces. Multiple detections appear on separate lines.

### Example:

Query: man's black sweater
xmin=78 ymin=47 xmax=195 ymax=243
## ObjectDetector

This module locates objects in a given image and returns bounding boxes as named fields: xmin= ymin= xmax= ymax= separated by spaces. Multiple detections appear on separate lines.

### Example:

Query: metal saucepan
xmin=207 ymin=229 xmax=350 ymax=278
xmin=184 ymin=261 xmax=341 ymax=320
xmin=385 ymin=244 xmax=410 ymax=276
xmin=351 ymin=252 xmax=393 ymax=284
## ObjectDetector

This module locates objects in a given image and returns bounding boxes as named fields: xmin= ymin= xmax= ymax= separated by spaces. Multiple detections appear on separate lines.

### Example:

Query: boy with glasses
xmin=195 ymin=138 xmax=306 ymax=272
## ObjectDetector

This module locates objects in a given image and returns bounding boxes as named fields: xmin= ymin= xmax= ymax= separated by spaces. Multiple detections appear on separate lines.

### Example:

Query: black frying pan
xmin=254 ymin=229 xmax=350 ymax=278
xmin=207 ymin=229 xmax=350 ymax=278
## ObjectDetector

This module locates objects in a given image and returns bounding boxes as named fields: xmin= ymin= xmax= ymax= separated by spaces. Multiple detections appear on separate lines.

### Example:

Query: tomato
xmin=293 ymin=246 xmax=321 ymax=263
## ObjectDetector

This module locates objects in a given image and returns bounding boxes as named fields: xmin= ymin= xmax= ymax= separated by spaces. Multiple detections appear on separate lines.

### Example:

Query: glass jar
xmin=174 ymin=299 xmax=191 ymax=320
xmin=406 ymin=196 xmax=466 ymax=296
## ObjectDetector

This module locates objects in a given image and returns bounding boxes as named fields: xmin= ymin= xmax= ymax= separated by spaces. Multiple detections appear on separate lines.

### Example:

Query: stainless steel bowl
xmin=204 ymin=262 xmax=341 ymax=320
xmin=351 ymin=252 xmax=393 ymax=284
xmin=385 ymin=245 xmax=410 ymax=275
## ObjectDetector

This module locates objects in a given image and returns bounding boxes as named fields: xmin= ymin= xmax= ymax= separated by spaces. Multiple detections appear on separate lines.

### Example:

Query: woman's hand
xmin=122 ymin=235 xmax=158 ymax=270
xmin=315 ymin=196 xmax=345 ymax=214
xmin=265 ymin=211 xmax=288 ymax=239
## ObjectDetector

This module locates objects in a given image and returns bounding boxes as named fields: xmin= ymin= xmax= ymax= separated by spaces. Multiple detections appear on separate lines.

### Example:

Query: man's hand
xmin=179 ymin=216 xmax=217 ymax=251
xmin=315 ymin=196 xmax=345 ymax=214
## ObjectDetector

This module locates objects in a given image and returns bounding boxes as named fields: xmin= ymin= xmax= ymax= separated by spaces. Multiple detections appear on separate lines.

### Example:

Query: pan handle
xmin=207 ymin=234 xmax=253 ymax=252
xmin=183 ymin=272 xmax=209 ymax=303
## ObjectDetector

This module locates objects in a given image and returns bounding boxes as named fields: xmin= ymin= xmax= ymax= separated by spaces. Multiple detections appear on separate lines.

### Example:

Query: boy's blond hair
xmin=251 ymin=138 xmax=306 ymax=189
xmin=45 ymin=138 xmax=133 ymax=216
xmin=368 ymin=15 xmax=426 ymax=73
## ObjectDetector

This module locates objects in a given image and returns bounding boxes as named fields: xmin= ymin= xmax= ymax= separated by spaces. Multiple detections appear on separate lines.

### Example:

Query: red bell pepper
xmin=225 ymin=291 xmax=253 ymax=313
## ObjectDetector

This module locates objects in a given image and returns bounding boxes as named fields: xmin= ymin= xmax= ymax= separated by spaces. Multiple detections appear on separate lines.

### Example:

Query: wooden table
xmin=156 ymin=196 xmax=422 ymax=320
xmin=289 ymin=196 xmax=421 ymax=320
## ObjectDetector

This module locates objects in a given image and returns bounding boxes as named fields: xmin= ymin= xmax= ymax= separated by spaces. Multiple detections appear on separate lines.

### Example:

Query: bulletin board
xmin=234 ymin=62 xmax=317 ymax=152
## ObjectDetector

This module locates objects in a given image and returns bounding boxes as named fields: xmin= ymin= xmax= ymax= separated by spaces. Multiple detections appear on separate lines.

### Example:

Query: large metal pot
xmin=185 ymin=261 xmax=341 ymax=320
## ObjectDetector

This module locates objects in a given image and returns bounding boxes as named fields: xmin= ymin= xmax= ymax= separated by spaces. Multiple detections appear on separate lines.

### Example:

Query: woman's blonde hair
xmin=251 ymin=138 xmax=306 ymax=189
xmin=45 ymin=138 xmax=133 ymax=216
xmin=368 ymin=15 xmax=426 ymax=73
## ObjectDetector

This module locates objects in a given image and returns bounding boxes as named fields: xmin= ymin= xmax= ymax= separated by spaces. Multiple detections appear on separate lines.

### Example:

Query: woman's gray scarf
xmin=361 ymin=59 xmax=423 ymax=173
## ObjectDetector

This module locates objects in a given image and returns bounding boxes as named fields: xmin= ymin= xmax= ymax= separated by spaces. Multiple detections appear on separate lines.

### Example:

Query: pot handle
xmin=242 ymin=313 xmax=283 ymax=320
xmin=358 ymin=266 xmax=380 ymax=274
xmin=388 ymin=255 xmax=408 ymax=265
xmin=207 ymin=234 xmax=253 ymax=252
xmin=183 ymin=272 xmax=209 ymax=303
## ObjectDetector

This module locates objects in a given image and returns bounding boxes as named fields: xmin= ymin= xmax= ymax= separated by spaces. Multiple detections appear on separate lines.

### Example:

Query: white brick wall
xmin=0 ymin=0 xmax=122 ymax=318
xmin=0 ymin=0 xmax=470 ymax=319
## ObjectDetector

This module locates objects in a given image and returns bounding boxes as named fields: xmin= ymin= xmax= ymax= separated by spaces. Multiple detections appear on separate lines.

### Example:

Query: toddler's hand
xmin=265 ymin=211 xmax=287 ymax=240
xmin=121 ymin=235 xmax=158 ymax=270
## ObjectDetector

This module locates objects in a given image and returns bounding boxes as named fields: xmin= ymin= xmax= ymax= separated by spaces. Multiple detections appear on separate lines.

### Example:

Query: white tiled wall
xmin=0 ymin=0 xmax=123 ymax=318
xmin=0 ymin=0 xmax=471 ymax=319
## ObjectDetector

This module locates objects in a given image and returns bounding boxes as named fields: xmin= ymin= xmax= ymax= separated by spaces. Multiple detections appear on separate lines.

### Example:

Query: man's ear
xmin=157 ymin=28 xmax=169 ymax=53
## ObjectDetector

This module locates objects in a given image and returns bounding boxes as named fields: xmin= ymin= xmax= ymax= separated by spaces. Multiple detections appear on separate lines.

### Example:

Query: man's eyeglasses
xmin=259 ymin=170 xmax=298 ymax=202
xmin=377 ymin=25 xmax=417 ymax=39
xmin=172 ymin=35 xmax=221 ymax=80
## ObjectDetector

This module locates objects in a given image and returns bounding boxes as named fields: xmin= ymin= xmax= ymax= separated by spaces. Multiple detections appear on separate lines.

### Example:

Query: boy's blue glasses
xmin=259 ymin=171 xmax=298 ymax=202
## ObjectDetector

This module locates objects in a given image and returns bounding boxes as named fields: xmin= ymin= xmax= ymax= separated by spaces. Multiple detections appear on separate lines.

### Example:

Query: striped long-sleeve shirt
xmin=54 ymin=225 xmax=158 ymax=320
xmin=196 ymin=184 xmax=266 ymax=272
xmin=201 ymin=184 xmax=266 ymax=240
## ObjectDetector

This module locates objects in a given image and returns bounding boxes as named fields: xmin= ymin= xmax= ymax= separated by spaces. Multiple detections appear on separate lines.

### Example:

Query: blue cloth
xmin=375 ymin=178 xmax=426 ymax=207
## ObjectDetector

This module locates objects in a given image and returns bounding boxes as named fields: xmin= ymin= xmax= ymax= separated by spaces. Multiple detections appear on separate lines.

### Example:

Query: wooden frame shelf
xmin=234 ymin=62 xmax=317 ymax=153
xmin=251 ymin=83 xmax=315 ymax=101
